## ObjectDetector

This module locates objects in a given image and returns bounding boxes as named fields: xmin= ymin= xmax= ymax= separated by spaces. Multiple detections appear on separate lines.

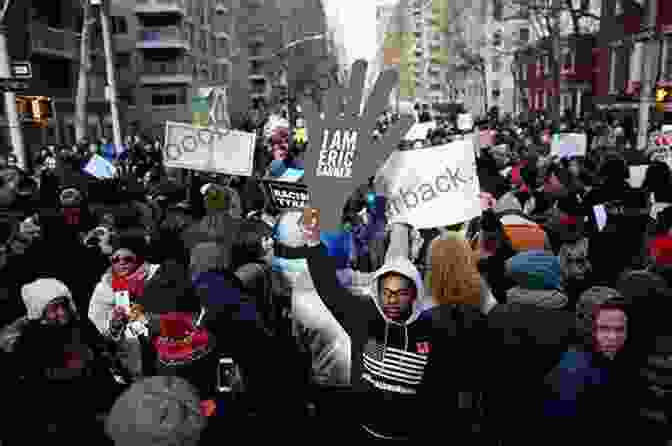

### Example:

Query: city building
xmin=132 ymin=0 xmax=240 ymax=138
xmin=237 ymin=0 xmax=284 ymax=110
xmin=374 ymin=0 xmax=454 ymax=109
xmin=370 ymin=1 xmax=397 ymax=108
xmin=2 ymin=0 xmax=137 ymax=150
xmin=516 ymin=34 xmax=596 ymax=118
xmin=480 ymin=0 xmax=530 ymax=117
xmin=507 ymin=0 xmax=602 ymax=119
xmin=276 ymin=0 xmax=341 ymax=114
xmin=592 ymin=0 xmax=672 ymax=123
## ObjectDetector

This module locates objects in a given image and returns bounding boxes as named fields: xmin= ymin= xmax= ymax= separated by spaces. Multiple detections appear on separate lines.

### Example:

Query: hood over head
xmin=370 ymin=256 xmax=429 ymax=325
xmin=21 ymin=278 xmax=77 ymax=320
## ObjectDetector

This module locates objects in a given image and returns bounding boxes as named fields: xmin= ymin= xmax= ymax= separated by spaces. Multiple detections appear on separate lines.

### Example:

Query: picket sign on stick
xmin=163 ymin=121 xmax=255 ymax=177
xmin=300 ymin=59 xmax=414 ymax=232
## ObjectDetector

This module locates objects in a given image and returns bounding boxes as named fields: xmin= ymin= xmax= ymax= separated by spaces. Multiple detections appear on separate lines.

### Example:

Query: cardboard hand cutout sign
xmin=301 ymin=59 xmax=414 ymax=232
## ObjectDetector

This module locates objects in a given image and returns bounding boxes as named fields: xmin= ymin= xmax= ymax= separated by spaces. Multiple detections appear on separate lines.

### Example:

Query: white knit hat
xmin=21 ymin=278 xmax=76 ymax=320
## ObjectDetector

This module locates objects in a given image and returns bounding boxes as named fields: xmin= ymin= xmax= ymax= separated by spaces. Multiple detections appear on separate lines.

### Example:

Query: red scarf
xmin=111 ymin=265 xmax=146 ymax=300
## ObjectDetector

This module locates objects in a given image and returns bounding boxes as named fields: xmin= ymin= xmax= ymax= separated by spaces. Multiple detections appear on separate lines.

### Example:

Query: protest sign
xmin=457 ymin=113 xmax=473 ymax=131
xmin=375 ymin=139 xmax=481 ymax=229
xmin=83 ymin=154 xmax=116 ymax=179
xmin=264 ymin=181 xmax=309 ymax=210
xmin=163 ymin=121 xmax=255 ymax=176
xmin=551 ymin=133 xmax=587 ymax=158
xmin=404 ymin=121 xmax=436 ymax=141
xmin=628 ymin=165 xmax=648 ymax=188
xmin=300 ymin=59 xmax=414 ymax=232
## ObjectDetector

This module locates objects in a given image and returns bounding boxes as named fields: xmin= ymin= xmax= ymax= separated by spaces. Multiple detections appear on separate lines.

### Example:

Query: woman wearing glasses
xmin=88 ymin=232 xmax=158 ymax=380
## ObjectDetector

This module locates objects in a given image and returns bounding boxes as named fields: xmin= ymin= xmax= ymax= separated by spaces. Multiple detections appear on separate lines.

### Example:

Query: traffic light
xmin=31 ymin=97 xmax=52 ymax=125
xmin=16 ymin=96 xmax=52 ymax=125
xmin=655 ymin=86 xmax=672 ymax=112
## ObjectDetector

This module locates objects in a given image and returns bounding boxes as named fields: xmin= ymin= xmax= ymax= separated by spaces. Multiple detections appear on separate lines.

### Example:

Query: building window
xmin=115 ymin=52 xmax=131 ymax=69
xmin=112 ymin=17 xmax=128 ymax=35
xmin=520 ymin=2 xmax=529 ymax=17
xmin=561 ymin=48 xmax=575 ymax=73
xmin=665 ymin=37 xmax=672 ymax=79
xmin=493 ymin=0 xmax=503 ymax=21
xmin=519 ymin=28 xmax=530 ymax=43
xmin=614 ymin=0 xmax=623 ymax=15
xmin=521 ymin=64 xmax=527 ymax=81
xmin=493 ymin=31 xmax=502 ymax=47
xmin=609 ymin=45 xmax=630 ymax=93
xmin=200 ymin=31 xmax=208 ymax=53
xmin=211 ymin=36 xmax=217 ymax=57
xmin=543 ymin=55 xmax=551 ymax=75
xmin=218 ymin=38 xmax=229 ymax=59
xmin=151 ymin=87 xmax=186 ymax=106
xmin=492 ymin=56 xmax=502 ymax=72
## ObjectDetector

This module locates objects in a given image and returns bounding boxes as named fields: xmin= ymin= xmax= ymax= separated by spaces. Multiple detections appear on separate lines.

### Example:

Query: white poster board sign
xmin=375 ymin=139 xmax=481 ymax=229
xmin=628 ymin=165 xmax=648 ymax=188
xmin=457 ymin=113 xmax=473 ymax=131
xmin=163 ymin=122 xmax=255 ymax=176
xmin=551 ymin=133 xmax=587 ymax=158
xmin=404 ymin=121 xmax=436 ymax=141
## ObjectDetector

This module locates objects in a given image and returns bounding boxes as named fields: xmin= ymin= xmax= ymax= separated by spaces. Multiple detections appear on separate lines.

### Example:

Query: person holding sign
xmin=299 ymin=59 xmax=414 ymax=234
xmin=299 ymin=210 xmax=486 ymax=442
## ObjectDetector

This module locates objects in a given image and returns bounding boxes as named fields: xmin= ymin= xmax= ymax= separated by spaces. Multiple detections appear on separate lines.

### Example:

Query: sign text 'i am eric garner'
xmin=316 ymin=129 xmax=358 ymax=178
xmin=163 ymin=121 xmax=255 ymax=177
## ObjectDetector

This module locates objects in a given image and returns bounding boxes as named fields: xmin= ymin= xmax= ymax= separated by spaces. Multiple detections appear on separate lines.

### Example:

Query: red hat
xmin=650 ymin=236 xmax=672 ymax=266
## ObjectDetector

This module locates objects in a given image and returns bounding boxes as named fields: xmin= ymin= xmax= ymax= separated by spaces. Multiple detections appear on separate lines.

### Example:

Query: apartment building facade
xmin=593 ymin=0 xmax=672 ymax=122
xmin=516 ymin=34 xmax=596 ymax=118
xmin=132 ymin=0 xmax=240 ymax=138
xmin=2 ymin=0 xmax=137 ymax=151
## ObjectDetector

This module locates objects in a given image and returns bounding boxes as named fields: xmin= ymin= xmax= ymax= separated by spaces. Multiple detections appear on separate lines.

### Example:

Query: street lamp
xmin=89 ymin=0 xmax=122 ymax=151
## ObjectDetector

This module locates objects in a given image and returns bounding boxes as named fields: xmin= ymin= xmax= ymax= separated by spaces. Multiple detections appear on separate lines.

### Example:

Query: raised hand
xmin=300 ymin=59 xmax=414 ymax=232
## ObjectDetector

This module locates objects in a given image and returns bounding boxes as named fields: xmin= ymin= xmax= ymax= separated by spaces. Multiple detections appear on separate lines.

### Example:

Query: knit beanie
xmin=21 ymin=278 xmax=77 ymax=320
xmin=106 ymin=376 xmax=207 ymax=446
xmin=506 ymin=250 xmax=562 ymax=290
xmin=115 ymin=230 xmax=149 ymax=260
xmin=649 ymin=235 xmax=672 ymax=266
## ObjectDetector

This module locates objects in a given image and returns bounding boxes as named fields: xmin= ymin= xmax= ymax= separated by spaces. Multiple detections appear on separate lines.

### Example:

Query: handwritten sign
xmin=457 ymin=113 xmax=473 ymax=131
xmin=375 ymin=139 xmax=481 ymax=229
xmin=163 ymin=121 xmax=255 ymax=176
xmin=264 ymin=181 xmax=309 ymax=210
xmin=551 ymin=133 xmax=587 ymax=158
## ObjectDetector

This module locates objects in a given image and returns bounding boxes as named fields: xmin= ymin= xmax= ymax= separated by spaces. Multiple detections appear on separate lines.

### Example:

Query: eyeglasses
xmin=383 ymin=288 xmax=414 ymax=300
xmin=111 ymin=255 xmax=137 ymax=264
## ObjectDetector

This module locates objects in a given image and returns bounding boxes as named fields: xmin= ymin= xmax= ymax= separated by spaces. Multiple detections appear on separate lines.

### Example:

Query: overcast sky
xmin=323 ymin=0 xmax=379 ymax=65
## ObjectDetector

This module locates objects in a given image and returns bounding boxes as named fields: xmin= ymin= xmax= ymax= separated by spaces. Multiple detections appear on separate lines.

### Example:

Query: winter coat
xmin=303 ymin=245 xmax=487 ymax=441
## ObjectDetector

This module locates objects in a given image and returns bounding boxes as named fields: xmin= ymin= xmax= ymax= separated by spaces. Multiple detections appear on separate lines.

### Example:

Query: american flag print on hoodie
xmin=363 ymin=337 xmax=429 ymax=392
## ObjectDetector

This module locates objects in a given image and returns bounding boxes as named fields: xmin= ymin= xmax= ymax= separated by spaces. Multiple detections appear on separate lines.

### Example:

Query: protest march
xmin=1 ymin=50 xmax=672 ymax=446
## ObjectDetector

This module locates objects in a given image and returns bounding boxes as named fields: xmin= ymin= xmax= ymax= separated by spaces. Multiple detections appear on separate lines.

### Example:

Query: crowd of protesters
xmin=0 ymin=103 xmax=671 ymax=445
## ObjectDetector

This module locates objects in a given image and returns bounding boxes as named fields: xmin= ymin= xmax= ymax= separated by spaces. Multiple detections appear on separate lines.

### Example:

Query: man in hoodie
xmin=301 ymin=215 xmax=486 ymax=442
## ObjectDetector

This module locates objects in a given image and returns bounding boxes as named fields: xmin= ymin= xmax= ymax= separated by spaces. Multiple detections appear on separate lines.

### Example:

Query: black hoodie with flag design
xmin=301 ymin=243 xmax=487 ymax=441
